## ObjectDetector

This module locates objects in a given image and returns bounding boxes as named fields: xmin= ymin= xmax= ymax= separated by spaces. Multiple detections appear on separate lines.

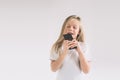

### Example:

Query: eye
xmin=67 ymin=26 xmax=70 ymax=28
xmin=73 ymin=26 xmax=77 ymax=29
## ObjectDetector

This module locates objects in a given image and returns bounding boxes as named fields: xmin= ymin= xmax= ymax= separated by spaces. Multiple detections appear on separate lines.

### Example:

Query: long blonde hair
xmin=51 ymin=15 xmax=85 ymax=54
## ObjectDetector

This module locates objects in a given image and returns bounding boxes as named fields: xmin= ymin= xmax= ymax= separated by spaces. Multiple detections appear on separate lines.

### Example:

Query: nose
xmin=67 ymin=26 xmax=73 ymax=33
xmin=68 ymin=26 xmax=73 ymax=31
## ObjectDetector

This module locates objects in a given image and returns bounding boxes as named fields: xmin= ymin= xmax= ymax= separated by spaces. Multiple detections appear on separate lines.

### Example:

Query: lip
xmin=67 ymin=32 xmax=73 ymax=35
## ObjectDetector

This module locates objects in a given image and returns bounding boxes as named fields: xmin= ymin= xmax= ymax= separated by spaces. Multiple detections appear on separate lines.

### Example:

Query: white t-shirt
xmin=50 ymin=42 xmax=91 ymax=80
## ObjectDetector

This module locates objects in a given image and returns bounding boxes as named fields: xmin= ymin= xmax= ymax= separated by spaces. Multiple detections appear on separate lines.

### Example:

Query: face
xmin=63 ymin=19 xmax=80 ymax=38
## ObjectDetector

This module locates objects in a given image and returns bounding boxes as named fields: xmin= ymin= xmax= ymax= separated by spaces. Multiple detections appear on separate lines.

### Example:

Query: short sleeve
xmin=50 ymin=52 xmax=59 ymax=60
xmin=81 ymin=43 xmax=92 ymax=61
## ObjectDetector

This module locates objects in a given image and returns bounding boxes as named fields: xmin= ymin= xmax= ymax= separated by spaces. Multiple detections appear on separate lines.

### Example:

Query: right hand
xmin=62 ymin=40 xmax=72 ymax=52
xmin=63 ymin=40 xmax=68 ymax=51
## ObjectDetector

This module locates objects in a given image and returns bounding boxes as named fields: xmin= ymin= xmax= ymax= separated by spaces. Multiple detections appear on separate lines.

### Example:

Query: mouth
xmin=67 ymin=32 xmax=73 ymax=35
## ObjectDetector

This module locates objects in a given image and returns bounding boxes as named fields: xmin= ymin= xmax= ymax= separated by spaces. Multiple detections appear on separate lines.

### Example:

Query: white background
xmin=0 ymin=0 xmax=120 ymax=80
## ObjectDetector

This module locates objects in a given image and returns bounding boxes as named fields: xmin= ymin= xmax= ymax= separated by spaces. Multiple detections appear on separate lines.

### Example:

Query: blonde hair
xmin=51 ymin=15 xmax=85 ymax=54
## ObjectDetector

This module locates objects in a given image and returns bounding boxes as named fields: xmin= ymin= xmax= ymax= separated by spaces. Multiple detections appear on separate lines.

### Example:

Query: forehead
xmin=66 ymin=19 xmax=80 ymax=25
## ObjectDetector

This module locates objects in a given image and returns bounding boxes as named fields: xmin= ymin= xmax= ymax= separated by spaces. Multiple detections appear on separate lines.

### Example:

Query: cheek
xmin=63 ymin=29 xmax=67 ymax=34
xmin=75 ymin=30 xmax=79 ymax=36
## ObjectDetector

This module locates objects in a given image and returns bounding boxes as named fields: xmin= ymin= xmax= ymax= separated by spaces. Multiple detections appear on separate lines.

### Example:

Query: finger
xmin=72 ymin=38 xmax=76 ymax=42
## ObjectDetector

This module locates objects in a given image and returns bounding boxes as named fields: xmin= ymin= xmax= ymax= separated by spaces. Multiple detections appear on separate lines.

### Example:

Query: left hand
xmin=69 ymin=39 xmax=80 ymax=51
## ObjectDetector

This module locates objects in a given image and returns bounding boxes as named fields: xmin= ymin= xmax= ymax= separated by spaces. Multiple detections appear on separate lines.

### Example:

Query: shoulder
xmin=79 ymin=42 xmax=88 ymax=48
xmin=78 ymin=42 xmax=88 ymax=52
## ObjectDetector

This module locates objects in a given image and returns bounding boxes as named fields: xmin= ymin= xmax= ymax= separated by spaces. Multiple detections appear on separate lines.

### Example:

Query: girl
xmin=50 ymin=15 xmax=91 ymax=80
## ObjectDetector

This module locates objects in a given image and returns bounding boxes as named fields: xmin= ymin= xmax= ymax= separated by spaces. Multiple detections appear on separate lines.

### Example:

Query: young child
xmin=50 ymin=15 xmax=91 ymax=80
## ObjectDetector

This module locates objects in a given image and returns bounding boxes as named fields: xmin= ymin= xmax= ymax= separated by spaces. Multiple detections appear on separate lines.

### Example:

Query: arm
xmin=70 ymin=40 xmax=91 ymax=74
xmin=50 ymin=51 xmax=67 ymax=72
xmin=77 ymin=47 xmax=91 ymax=74
xmin=50 ymin=40 xmax=69 ymax=72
